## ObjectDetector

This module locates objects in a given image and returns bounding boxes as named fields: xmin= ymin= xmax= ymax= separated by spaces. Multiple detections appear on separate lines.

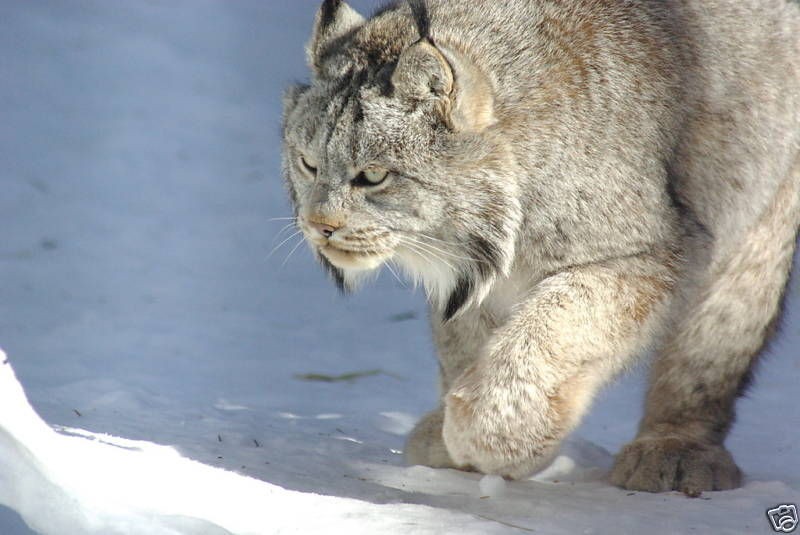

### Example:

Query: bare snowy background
xmin=0 ymin=1 xmax=798 ymax=533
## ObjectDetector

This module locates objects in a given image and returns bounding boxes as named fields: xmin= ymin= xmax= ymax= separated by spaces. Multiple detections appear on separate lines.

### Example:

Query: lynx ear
xmin=391 ymin=40 xmax=453 ymax=100
xmin=392 ymin=40 xmax=495 ymax=132
xmin=307 ymin=0 xmax=365 ymax=74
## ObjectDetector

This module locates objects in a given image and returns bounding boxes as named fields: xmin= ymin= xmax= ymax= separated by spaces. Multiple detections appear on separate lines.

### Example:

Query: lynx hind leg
xmin=612 ymin=168 xmax=800 ymax=494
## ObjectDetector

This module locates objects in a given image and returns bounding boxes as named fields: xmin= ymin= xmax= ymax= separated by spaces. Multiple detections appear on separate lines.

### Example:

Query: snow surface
xmin=0 ymin=1 xmax=797 ymax=533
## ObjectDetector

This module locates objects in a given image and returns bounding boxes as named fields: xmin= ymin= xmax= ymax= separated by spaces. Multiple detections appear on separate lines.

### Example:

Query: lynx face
xmin=282 ymin=76 xmax=451 ymax=283
xmin=281 ymin=3 xmax=521 ymax=319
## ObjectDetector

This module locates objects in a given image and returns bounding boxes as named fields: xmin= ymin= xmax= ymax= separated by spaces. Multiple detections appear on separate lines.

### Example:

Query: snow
xmin=0 ymin=1 xmax=798 ymax=534
xmin=479 ymin=476 xmax=507 ymax=498
xmin=0 ymin=354 xmax=505 ymax=534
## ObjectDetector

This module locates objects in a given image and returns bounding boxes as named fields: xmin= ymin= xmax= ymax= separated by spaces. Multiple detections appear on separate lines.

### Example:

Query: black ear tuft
xmin=408 ymin=0 xmax=431 ymax=41
xmin=320 ymin=0 xmax=344 ymax=29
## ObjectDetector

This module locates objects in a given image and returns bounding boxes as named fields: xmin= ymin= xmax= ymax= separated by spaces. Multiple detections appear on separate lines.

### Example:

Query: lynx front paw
xmin=442 ymin=364 xmax=558 ymax=479
xmin=611 ymin=436 xmax=742 ymax=495
xmin=405 ymin=409 xmax=461 ymax=469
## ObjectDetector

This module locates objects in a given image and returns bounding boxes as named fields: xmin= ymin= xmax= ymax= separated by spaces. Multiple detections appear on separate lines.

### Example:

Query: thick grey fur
xmin=282 ymin=0 xmax=800 ymax=494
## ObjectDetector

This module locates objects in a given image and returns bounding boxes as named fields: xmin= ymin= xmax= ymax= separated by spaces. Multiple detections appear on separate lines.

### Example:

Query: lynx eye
xmin=353 ymin=166 xmax=390 ymax=187
xmin=298 ymin=154 xmax=317 ymax=177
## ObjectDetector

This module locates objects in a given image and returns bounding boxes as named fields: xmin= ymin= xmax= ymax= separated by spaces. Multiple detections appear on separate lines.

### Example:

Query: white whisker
xmin=271 ymin=222 xmax=299 ymax=245
xmin=400 ymin=234 xmax=479 ymax=266
xmin=394 ymin=237 xmax=457 ymax=304
xmin=416 ymin=232 xmax=481 ymax=251
xmin=384 ymin=261 xmax=407 ymax=287
xmin=366 ymin=212 xmax=486 ymax=266
xmin=267 ymin=230 xmax=303 ymax=259
xmin=398 ymin=237 xmax=457 ymax=273
xmin=281 ymin=237 xmax=306 ymax=267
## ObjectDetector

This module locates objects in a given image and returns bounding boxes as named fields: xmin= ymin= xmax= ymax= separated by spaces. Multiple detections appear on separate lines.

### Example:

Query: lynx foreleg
xmin=442 ymin=252 xmax=677 ymax=479
xmin=406 ymin=307 xmax=495 ymax=470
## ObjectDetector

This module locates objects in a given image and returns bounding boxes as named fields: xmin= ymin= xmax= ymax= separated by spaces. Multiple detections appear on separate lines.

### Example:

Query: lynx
xmin=281 ymin=0 xmax=800 ymax=494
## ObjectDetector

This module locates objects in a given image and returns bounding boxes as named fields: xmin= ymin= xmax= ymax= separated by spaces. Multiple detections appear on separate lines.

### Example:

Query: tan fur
xmin=283 ymin=0 xmax=800 ymax=492
xmin=612 ymin=158 xmax=800 ymax=492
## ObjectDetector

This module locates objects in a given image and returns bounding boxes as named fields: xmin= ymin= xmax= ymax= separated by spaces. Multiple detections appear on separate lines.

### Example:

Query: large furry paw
xmin=611 ymin=436 xmax=742 ymax=495
xmin=404 ymin=409 xmax=460 ymax=469
xmin=441 ymin=363 xmax=558 ymax=479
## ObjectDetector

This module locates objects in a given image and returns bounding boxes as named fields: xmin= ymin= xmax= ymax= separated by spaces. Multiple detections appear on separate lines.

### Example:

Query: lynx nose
xmin=310 ymin=221 xmax=339 ymax=238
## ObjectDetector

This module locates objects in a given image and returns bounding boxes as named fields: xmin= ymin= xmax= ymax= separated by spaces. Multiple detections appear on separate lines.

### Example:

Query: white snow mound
xmin=0 ymin=350 xmax=508 ymax=535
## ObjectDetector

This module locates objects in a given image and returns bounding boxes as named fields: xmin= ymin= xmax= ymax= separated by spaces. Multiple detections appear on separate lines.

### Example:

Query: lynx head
xmin=281 ymin=0 xmax=521 ymax=320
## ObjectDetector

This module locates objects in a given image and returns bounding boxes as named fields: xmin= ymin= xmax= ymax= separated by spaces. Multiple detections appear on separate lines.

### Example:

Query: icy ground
xmin=0 ymin=1 xmax=798 ymax=533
